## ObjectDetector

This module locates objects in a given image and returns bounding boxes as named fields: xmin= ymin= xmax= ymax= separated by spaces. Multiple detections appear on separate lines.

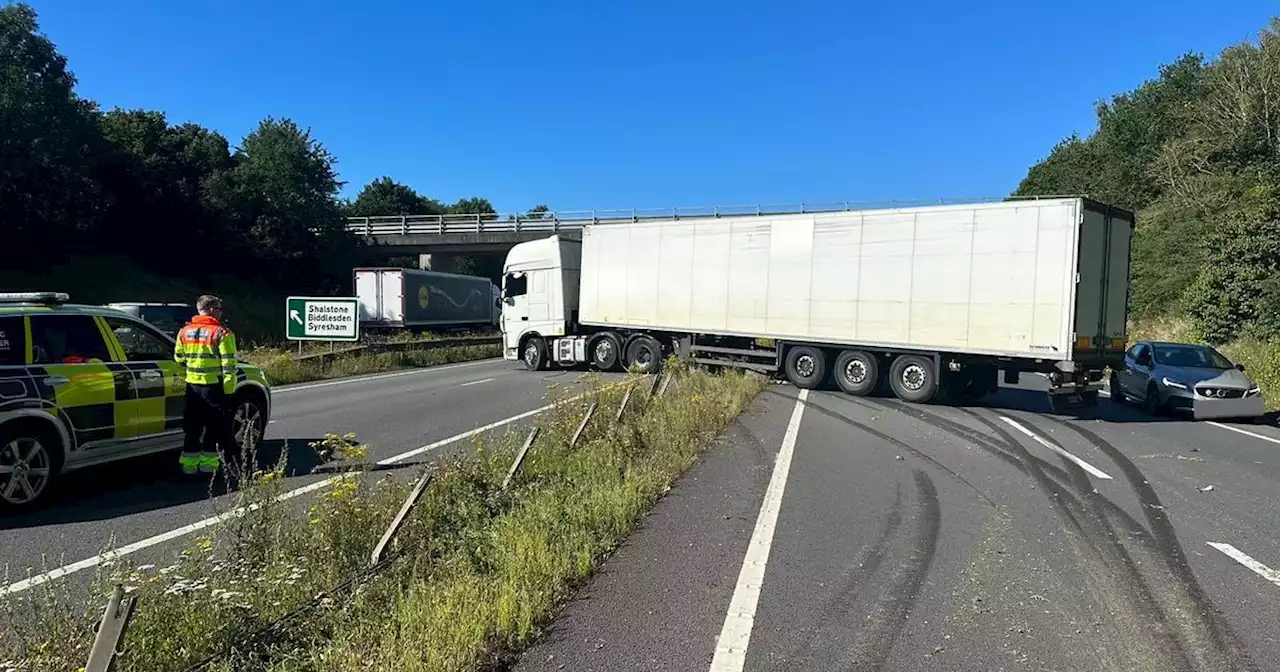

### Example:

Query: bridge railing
xmin=343 ymin=197 xmax=1012 ymax=237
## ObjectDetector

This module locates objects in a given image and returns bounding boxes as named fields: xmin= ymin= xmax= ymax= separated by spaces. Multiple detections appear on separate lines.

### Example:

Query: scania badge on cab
xmin=498 ymin=197 xmax=1134 ymax=409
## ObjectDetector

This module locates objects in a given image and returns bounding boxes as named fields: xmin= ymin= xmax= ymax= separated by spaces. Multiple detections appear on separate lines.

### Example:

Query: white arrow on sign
xmin=290 ymin=309 xmax=303 ymax=325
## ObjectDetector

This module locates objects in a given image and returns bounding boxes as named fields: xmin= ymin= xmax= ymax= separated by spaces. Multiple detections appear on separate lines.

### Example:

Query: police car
xmin=0 ymin=292 xmax=272 ymax=511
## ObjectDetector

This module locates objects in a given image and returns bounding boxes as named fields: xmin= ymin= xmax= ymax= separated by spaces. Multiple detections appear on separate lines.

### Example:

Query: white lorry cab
xmin=499 ymin=197 xmax=1134 ymax=411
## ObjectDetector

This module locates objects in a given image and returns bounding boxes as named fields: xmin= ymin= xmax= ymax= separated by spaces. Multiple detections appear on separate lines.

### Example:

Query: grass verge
xmin=1130 ymin=317 xmax=1280 ymax=412
xmin=0 ymin=361 xmax=765 ymax=671
xmin=243 ymin=342 xmax=502 ymax=386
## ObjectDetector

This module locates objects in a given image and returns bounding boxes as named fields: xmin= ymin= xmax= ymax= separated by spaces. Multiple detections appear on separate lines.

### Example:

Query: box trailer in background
xmin=498 ymin=197 xmax=1134 ymax=409
xmin=355 ymin=267 xmax=500 ymax=331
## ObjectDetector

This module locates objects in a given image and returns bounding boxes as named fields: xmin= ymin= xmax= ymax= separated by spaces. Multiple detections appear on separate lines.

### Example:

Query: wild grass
xmin=242 ymin=342 xmax=502 ymax=386
xmin=1130 ymin=317 xmax=1280 ymax=411
xmin=0 ymin=362 xmax=765 ymax=671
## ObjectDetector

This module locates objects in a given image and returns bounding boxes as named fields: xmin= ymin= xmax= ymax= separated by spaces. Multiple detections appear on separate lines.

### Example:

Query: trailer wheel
xmin=625 ymin=335 xmax=662 ymax=374
xmin=522 ymin=337 xmax=548 ymax=371
xmin=833 ymin=350 xmax=877 ymax=396
xmin=589 ymin=333 xmax=623 ymax=371
xmin=784 ymin=346 xmax=826 ymax=389
xmin=889 ymin=355 xmax=937 ymax=403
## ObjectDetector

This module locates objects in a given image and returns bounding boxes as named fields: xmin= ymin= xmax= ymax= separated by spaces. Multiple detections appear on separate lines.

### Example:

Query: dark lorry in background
xmin=354 ymin=267 xmax=501 ymax=333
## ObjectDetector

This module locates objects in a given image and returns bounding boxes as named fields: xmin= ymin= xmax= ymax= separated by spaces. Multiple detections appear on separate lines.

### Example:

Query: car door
xmin=501 ymin=272 xmax=530 ymax=351
xmin=26 ymin=313 xmax=131 ymax=451
xmin=102 ymin=315 xmax=185 ymax=438
xmin=1128 ymin=343 xmax=1155 ymax=399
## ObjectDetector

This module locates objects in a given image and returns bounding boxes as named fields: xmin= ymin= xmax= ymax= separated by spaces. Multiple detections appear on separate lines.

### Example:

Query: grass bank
xmin=0 ymin=363 xmax=765 ymax=671
xmin=243 ymin=340 xmax=502 ymax=386
xmin=1130 ymin=317 xmax=1280 ymax=411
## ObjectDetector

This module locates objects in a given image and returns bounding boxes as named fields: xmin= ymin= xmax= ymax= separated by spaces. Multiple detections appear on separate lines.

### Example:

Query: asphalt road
xmin=0 ymin=358 xmax=625 ymax=594
xmin=516 ymin=375 xmax=1280 ymax=672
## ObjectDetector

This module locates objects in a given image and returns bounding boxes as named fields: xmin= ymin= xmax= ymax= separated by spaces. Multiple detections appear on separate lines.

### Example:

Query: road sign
xmin=286 ymin=296 xmax=360 ymax=342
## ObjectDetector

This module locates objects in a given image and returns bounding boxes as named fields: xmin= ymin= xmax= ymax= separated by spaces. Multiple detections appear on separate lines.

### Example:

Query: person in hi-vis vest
xmin=173 ymin=294 xmax=238 ymax=475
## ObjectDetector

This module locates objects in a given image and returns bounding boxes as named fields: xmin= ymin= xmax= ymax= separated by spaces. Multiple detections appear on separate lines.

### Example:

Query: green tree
xmin=447 ymin=197 xmax=496 ymax=214
xmin=210 ymin=118 xmax=354 ymax=286
xmin=0 ymin=3 xmax=105 ymax=266
xmin=346 ymin=176 xmax=443 ymax=217
xmin=95 ymin=109 xmax=237 ymax=273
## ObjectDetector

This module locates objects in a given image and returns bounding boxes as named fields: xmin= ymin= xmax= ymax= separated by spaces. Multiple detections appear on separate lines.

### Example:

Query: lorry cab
xmin=500 ymin=235 xmax=580 ymax=363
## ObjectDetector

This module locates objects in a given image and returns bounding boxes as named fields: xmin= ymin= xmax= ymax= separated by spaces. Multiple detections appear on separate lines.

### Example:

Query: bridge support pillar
xmin=418 ymin=252 xmax=457 ymax=273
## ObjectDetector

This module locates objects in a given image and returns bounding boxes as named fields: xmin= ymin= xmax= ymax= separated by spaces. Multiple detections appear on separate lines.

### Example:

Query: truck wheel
xmin=590 ymin=334 xmax=623 ymax=371
xmin=522 ymin=337 xmax=548 ymax=371
xmin=784 ymin=346 xmax=827 ymax=389
xmin=889 ymin=355 xmax=937 ymax=403
xmin=833 ymin=350 xmax=877 ymax=396
xmin=0 ymin=421 xmax=64 ymax=512
xmin=625 ymin=335 xmax=662 ymax=374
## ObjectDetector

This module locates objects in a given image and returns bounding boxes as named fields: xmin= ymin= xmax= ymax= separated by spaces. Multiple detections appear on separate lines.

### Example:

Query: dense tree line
xmin=0 ymin=4 xmax=514 ymax=293
xmin=1015 ymin=18 xmax=1280 ymax=344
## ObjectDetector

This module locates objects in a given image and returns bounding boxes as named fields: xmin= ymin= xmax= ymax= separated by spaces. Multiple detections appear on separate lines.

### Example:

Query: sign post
xmin=286 ymin=296 xmax=361 ymax=342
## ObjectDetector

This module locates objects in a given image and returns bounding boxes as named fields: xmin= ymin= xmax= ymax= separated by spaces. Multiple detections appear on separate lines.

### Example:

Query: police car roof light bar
xmin=0 ymin=292 xmax=71 ymax=304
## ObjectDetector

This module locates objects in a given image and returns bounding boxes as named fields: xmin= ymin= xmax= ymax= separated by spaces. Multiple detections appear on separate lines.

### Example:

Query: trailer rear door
xmin=1073 ymin=201 xmax=1134 ymax=366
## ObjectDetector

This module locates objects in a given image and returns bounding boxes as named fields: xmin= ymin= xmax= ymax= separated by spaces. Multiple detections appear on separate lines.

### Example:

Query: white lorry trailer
xmin=498 ymin=197 xmax=1134 ymax=407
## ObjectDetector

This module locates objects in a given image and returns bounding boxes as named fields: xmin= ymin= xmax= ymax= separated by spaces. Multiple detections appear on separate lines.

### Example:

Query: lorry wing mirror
xmin=504 ymin=296 xmax=515 ymax=306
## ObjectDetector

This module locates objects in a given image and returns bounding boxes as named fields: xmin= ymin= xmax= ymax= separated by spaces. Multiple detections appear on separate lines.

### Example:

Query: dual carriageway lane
xmin=517 ymin=374 xmax=1280 ymax=672
xmin=2 ymin=358 xmax=1279 ymax=671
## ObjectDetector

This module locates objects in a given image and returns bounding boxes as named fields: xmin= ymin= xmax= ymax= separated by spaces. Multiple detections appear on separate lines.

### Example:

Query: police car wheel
xmin=0 ymin=423 xmax=62 ymax=510
xmin=231 ymin=396 xmax=267 ymax=460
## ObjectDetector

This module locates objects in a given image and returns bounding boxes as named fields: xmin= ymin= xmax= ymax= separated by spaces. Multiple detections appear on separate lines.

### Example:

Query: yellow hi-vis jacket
xmin=174 ymin=315 xmax=238 ymax=394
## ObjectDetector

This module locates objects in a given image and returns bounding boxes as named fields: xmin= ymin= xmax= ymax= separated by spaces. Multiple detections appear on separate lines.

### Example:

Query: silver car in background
xmin=1110 ymin=340 xmax=1264 ymax=420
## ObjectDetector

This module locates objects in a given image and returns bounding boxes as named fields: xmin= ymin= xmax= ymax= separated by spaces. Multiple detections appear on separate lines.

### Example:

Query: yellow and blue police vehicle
xmin=0 ymin=292 xmax=272 ymax=511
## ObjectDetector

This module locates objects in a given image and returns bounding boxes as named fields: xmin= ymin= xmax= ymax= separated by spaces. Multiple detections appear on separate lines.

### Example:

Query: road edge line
xmin=709 ymin=388 xmax=808 ymax=672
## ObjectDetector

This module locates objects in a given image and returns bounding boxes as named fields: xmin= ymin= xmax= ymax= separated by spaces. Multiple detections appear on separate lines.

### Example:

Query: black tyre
xmin=1109 ymin=372 xmax=1126 ymax=404
xmin=522 ymin=337 xmax=548 ymax=371
xmin=0 ymin=421 xmax=64 ymax=511
xmin=888 ymin=355 xmax=938 ymax=403
xmin=784 ymin=346 xmax=827 ymax=390
xmin=589 ymin=333 xmax=623 ymax=372
xmin=833 ymin=350 xmax=877 ymax=396
xmin=230 ymin=393 xmax=268 ymax=463
xmin=624 ymin=335 xmax=662 ymax=374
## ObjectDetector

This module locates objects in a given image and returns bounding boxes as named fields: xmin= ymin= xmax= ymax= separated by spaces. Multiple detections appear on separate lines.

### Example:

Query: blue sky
xmin=28 ymin=0 xmax=1278 ymax=213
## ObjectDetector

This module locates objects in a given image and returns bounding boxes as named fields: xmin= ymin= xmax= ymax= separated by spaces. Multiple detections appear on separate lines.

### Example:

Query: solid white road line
xmin=1205 ymin=421 xmax=1280 ymax=446
xmin=1207 ymin=542 xmax=1280 ymax=589
xmin=998 ymin=416 xmax=1114 ymax=480
xmin=709 ymin=389 xmax=809 ymax=672
xmin=273 ymin=358 xmax=500 ymax=394
xmin=459 ymin=377 xmax=495 ymax=387
xmin=0 ymin=383 xmax=617 ymax=598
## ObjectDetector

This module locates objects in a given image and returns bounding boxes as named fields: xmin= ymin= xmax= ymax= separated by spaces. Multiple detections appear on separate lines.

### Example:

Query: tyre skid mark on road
xmin=776 ymin=485 xmax=905 ymax=666
xmin=789 ymin=393 xmax=997 ymax=509
xmin=872 ymin=401 xmax=1197 ymax=669
xmin=846 ymin=470 xmax=942 ymax=672
xmin=1043 ymin=417 xmax=1261 ymax=672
